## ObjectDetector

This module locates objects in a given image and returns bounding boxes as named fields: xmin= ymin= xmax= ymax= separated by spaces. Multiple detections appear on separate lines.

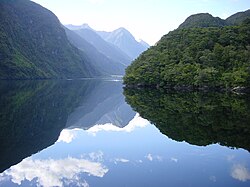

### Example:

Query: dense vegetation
xmin=124 ymin=88 xmax=250 ymax=151
xmin=124 ymin=10 xmax=250 ymax=90
xmin=0 ymin=0 xmax=99 ymax=79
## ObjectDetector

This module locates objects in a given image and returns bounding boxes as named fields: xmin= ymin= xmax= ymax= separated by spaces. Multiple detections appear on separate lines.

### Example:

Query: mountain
xmin=124 ymin=10 xmax=250 ymax=90
xmin=64 ymin=27 xmax=126 ymax=75
xmin=66 ymin=27 xmax=132 ymax=67
xmin=97 ymin=27 xmax=150 ymax=59
xmin=0 ymin=0 xmax=99 ymax=80
xmin=226 ymin=9 xmax=250 ymax=25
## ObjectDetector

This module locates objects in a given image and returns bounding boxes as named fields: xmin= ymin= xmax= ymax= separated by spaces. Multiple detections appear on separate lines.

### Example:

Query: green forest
xmin=124 ymin=13 xmax=250 ymax=90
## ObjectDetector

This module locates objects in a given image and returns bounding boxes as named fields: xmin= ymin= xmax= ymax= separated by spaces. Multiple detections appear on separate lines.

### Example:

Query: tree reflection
xmin=124 ymin=88 xmax=250 ymax=151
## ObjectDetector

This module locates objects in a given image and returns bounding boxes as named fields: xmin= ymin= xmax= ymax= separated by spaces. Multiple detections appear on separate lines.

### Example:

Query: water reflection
xmin=66 ymin=80 xmax=135 ymax=129
xmin=0 ymin=80 xmax=135 ymax=173
xmin=124 ymin=88 xmax=250 ymax=151
xmin=231 ymin=164 xmax=250 ymax=182
xmin=0 ymin=81 xmax=249 ymax=187
xmin=0 ymin=80 xmax=91 ymax=173
xmin=0 ymin=155 xmax=108 ymax=187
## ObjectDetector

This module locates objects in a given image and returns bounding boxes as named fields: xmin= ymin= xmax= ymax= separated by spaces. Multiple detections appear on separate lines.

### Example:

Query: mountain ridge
xmin=64 ymin=27 xmax=126 ymax=75
xmin=178 ymin=9 xmax=250 ymax=29
xmin=97 ymin=27 xmax=150 ymax=59
xmin=0 ymin=0 xmax=99 ymax=79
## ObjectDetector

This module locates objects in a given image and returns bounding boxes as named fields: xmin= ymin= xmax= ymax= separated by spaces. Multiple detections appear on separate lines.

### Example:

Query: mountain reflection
xmin=0 ymin=80 xmax=135 ymax=173
xmin=124 ymin=88 xmax=250 ymax=151
xmin=0 ymin=80 xmax=95 ymax=173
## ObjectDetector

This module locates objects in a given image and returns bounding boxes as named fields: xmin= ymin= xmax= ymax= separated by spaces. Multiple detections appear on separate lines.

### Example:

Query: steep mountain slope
xmin=0 ymin=0 xmax=99 ymax=79
xmin=124 ymin=10 xmax=250 ymax=90
xmin=97 ymin=27 xmax=150 ymax=59
xmin=71 ymin=28 xmax=132 ymax=67
xmin=64 ymin=27 xmax=126 ymax=75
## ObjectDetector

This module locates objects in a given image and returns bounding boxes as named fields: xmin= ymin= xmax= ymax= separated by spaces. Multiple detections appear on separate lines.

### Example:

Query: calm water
xmin=0 ymin=80 xmax=249 ymax=187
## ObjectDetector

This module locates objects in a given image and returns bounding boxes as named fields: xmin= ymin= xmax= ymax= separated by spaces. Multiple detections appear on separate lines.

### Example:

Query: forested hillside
xmin=124 ymin=10 xmax=250 ymax=90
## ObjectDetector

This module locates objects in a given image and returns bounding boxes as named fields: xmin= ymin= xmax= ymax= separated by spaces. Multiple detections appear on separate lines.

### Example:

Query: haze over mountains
xmin=65 ymin=24 xmax=150 ymax=60
xmin=97 ymin=27 xmax=150 ymax=59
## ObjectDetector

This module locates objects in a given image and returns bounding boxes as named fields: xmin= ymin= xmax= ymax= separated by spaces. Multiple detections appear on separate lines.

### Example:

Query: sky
xmin=31 ymin=0 xmax=250 ymax=45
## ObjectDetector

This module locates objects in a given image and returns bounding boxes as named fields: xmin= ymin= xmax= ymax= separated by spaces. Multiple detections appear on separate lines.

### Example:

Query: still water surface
xmin=0 ymin=79 xmax=249 ymax=187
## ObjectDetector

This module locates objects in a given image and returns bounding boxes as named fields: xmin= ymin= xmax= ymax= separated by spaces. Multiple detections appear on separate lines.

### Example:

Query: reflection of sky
xmin=1 ymin=114 xmax=250 ymax=187
xmin=0 ymin=156 xmax=108 ymax=187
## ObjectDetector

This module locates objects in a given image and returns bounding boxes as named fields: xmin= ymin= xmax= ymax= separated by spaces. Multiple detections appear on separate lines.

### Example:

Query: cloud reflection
xmin=145 ymin=154 xmax=163 ymax=162
xmin=114 ymin=158 xmax=130 ymax=164
xmin=231 ymin=164 xmax=250 ymax=182
xmin=87 ymin=113 xmax=149 ymax=135
xmin=57 ymin=129 xmax=81 ymax=143
xmin=0 ymin=157 xmax=108 ymax=187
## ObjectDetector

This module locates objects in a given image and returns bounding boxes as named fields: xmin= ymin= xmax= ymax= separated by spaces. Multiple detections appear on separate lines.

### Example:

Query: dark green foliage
xmin=0 ymin=0 xmax=99 ymax=79
xmin=124 ymin=88 xmax=250 ymax=151
xmin=124 ymin=16 xmax=250 ymax=89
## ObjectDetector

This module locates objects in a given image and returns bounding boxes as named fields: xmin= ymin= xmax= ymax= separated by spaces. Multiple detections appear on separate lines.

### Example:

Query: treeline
xmin=124 ymin=19 xmax=250 ymax=89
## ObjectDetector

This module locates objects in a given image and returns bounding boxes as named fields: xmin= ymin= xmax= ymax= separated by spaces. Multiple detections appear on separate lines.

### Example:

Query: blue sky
xmin=31 ymin=0 xmax=249 ymax=45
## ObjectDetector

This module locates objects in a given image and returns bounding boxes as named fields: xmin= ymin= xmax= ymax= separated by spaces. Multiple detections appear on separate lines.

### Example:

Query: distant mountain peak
xmin=65 ymin=23 xmax=94 ymax=31
xmin=139 ymin=39 xmax=150 ymax=49
xmin=112 ymin=27 xmax=133 ymax=37
xmin=96 ymin=27 xmax=149 ymax=59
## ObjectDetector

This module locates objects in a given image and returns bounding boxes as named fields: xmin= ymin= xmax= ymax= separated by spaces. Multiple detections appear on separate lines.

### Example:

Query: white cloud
xmin=145 ymin=154 xmax=163 ymax=162
xmin=170 ymin=157 xmax=178 ymax=163
xmin=146 ymin=154 xmax=153 ymax=161
xmin=87 ymin=113 xmax=149 ymax=135
xmin=57 ymin=129 xmax=81 ymax=143
xmin=1 ymin=157 xmax=108 ymax=187
xmin=231 ymin=164 xmax=250 ymax=182
xmin=88 ymin=151 xmax=104 ymax=162
xmin=114 ymin=158 xmax=130 ymax=163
